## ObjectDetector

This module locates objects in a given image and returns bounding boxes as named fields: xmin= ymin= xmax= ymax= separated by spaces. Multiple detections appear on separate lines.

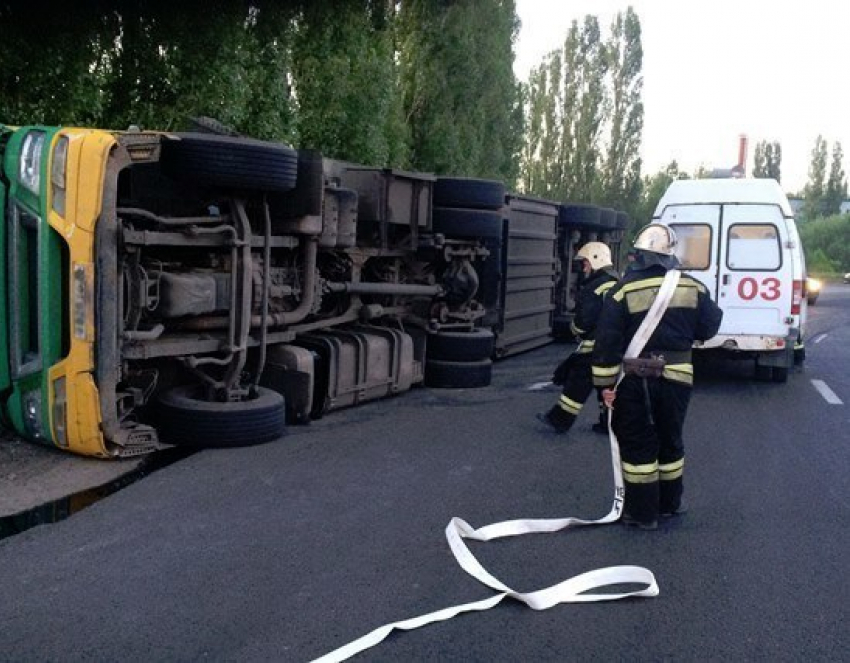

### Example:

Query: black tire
xmin=432 ymin=206 xmax=503 ymax=239
xmin=600 ymin=207 xmax=618 ymax=228
xmin=268 ymin=149 xmax=324 ymax=219
xmin=156 ymin=385 xmax=285 ymax=447
xmin=754 ymin=364 xmax=772 ymax=381
xmin=187 ymin=116 xmax=241 ymax=137
xmin=424 ymin=358 xmax=493 ymax=388
xmin=428 ymin=329 xmax=495 ymax=362
xmin=771 ymin=366 xmax=789 ymax=383
xmin=559 ymin=204 xmax=601 ymax=227
xmin=433 ymin=177 xmax=506 ymax=210
xmin=161 ymin=133 xmax=298 ymax=193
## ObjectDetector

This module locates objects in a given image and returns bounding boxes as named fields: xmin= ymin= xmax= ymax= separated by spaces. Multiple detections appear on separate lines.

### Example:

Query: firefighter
xmin=592 ymin=224 xmax=722 ymax=530
xmin=537 ymin=241 xmax=619 ymax=435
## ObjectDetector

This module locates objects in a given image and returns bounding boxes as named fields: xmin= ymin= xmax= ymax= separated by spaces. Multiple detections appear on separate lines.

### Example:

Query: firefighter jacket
xmin=570 ymin=266 xmax=620 ymax=355
xmin=591 ymin=264 xmax=723 ymax=387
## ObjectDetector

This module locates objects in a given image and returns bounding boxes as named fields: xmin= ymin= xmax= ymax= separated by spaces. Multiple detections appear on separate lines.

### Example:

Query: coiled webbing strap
xmin=314 ymin=272 xmax=681 ymax=663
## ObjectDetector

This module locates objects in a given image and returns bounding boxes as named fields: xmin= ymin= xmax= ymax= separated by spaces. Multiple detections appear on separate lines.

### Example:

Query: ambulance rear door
xmin=657 ymin=203 xmax=720 ymax=297
xmin=716 ymin=204 xmax=792 ymax=339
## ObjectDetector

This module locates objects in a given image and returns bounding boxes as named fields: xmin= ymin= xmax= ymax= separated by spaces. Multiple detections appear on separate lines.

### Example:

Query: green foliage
xmin=518 ymin=9 xmax=643 ymax=218
xmin=824 ymin=141 xmax=847 ymax=216
xmin=801 ymin=135 xmax=829 ymax=221
xmin=752 ymin=140 xmax=781 ymax=182
xmin=397 ymin=0 xmax=521 ymax=181
xmin=629 ymin=161 xmax=683 ymax=243
xmin=292 ymin=1 xmax=408 ymax=165
xmin=798 ymin=213 xmax=850 ymax=274
xmin=601 ymin=8 xmax=643 ymax=214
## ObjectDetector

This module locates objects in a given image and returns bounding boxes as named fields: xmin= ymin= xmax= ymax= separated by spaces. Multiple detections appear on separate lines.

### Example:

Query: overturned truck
xmin=0 ymin=125 xmax=625 ymax=457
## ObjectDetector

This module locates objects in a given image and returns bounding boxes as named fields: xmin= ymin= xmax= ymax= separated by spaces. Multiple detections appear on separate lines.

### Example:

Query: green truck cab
xmin=1 ymin=125 xmax=72 ymax=448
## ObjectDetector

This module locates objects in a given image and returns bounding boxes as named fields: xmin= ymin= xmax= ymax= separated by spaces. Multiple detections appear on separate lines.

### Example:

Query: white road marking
xmin=814 ymin=333 xmax=828 ymax=344
xmin=527 ymin=381 xmax=553 ymax=391
xmin=811 ymin=379 xmax=843 ymax=405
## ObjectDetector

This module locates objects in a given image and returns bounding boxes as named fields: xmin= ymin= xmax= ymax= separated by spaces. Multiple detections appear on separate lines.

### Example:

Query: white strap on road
xmin=313 ymin=271 xmax=682 ymax=663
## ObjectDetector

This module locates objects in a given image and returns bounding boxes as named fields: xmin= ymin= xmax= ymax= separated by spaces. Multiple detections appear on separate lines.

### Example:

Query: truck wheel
xmin=424 ymin=358 xmax=493 ymax=388
xmin=432 ymin=207 xmax=503 ymax=239
xmin=433 ymin=177 xmax=505 ymax=210
xmin=268 ymin=149 xmax=324 ymax=219
xmin=559 ymin=204 xmax=601 ymax=227
xmin=156 ymin=385 xmax=285 ymax=447
xmin=428 ymin=329 xmax=495 ymax=362
xmin=160 ymin=133 xmax=298 ymax=193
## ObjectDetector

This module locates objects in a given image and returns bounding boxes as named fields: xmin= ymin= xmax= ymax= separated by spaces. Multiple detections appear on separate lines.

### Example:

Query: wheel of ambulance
xmin=754 ymin=363 xmax=772 ymax=382
xmin=156 ymin=385 xmax=285 ymax=447
xmin=771 ymin=366 xmax=789 ymax=383
xmin=427 ymin=329 xmax=495 ymax=362
xmin=424 ymin=358 xmax=493 ymax=388
xmin=794 ymin=331 xmax=806 ymax=365
xmin=160 ymin=133 xmax=298 ymax=192
xmin=433 ymin=177 xmax=506 ymax=210
xmin=431 ymin=207 xmax=503 ymax=240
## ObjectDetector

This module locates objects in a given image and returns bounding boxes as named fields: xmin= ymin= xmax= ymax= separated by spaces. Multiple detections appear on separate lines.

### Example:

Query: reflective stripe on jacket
xmin=591 ymin=265 xmax=723 ymax=387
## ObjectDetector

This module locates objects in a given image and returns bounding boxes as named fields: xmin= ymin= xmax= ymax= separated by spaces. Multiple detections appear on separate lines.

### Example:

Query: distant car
xmin=844 ymin=272 xmax=850 ymax=284
xmin=807 ymin=277 xmax=822 ymax=305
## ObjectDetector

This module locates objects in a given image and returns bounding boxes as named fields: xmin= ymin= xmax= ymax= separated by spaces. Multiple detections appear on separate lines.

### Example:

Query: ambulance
xmin=652 ymin=178 xmax=806 ymax=382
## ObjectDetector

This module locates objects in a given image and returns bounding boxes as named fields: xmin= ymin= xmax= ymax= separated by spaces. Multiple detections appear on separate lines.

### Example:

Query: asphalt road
xmin=1 ymin=286 xmax=848 ymax=661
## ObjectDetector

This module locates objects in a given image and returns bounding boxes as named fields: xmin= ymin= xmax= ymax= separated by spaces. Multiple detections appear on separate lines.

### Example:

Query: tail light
xmin=791 ymin=280 xmax=803 ymax=315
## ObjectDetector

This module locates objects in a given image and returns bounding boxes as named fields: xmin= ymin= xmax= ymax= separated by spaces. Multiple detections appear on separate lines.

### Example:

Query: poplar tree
xmin=291 ymin=1 xmax=407 ymax=165
xmin=602 ymin=7 xmax=643 ymax=212
xmin=397 ymin=0 xmax=522 ymax=181
xmin=567 ymin=16 xmax=607 ymax=202
xmin=823 ymin=142 xmax=847 ymax=216
xmin=802 ymin=135 xmax=829 ymax=220
xmin=752 ymin=140 xmax=782 ymax=182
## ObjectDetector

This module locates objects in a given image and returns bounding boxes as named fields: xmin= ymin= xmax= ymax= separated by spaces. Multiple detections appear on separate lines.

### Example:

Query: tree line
xmin=0 ymin=2 xmax=646 ymax=219
xmin=0 ymin=1 xmax=521 ymax=183
xmin=1 ymin=2 xmax=846 ymax=270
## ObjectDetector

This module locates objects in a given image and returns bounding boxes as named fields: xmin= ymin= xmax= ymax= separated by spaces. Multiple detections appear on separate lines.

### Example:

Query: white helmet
xmin=633 ymin=224 xmax=678 ymax=256
xmin=575 ymin=242 xmax=613 ymax=271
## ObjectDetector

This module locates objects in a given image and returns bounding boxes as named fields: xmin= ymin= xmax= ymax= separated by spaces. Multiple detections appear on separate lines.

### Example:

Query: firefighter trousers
xmin=546 ymin=352 xmax=605 ymax=432
xmin=611 ymin=375 xmax=691 ymax=523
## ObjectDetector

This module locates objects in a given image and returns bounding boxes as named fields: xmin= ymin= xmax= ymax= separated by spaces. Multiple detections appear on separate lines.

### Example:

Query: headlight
xmin=52 ymin=376 xmax=69 ymax=447
xmin=808 ymin=278 xmax=822 ymax=293
xmin=20 ymin=130 xmax=46 ymax=194
xmin=51 ymin=135 xmax=69 ymax=216
xmin=23 ymin=389 xmax=45 ymax=440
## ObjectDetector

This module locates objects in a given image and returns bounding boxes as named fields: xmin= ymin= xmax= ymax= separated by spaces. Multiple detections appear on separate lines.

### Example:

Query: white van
xmin=652 ymin=178 xmax=806 ymax=382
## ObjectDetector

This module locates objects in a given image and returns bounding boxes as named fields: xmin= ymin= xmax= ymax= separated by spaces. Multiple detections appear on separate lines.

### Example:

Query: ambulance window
xmin=726 ymin=224 xmax=781 ymax=270
xmin=670 ymin=223 xmax=711 ymax=269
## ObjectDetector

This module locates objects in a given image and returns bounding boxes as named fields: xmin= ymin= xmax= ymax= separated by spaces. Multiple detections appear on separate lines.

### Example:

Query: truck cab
xmin=653 ymin=178 xmax=806 ymax=381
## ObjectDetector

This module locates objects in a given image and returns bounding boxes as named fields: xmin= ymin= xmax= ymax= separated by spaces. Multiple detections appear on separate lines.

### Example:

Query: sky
xmin=514 ymin=0 xmax=850 ymax=194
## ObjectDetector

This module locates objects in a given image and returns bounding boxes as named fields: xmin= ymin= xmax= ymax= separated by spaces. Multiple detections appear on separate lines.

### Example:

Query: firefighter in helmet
xmin=592 ymin=224 xmax=722 ymax=530
xmin=537 ymin=241 xmax=619 ymax=435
